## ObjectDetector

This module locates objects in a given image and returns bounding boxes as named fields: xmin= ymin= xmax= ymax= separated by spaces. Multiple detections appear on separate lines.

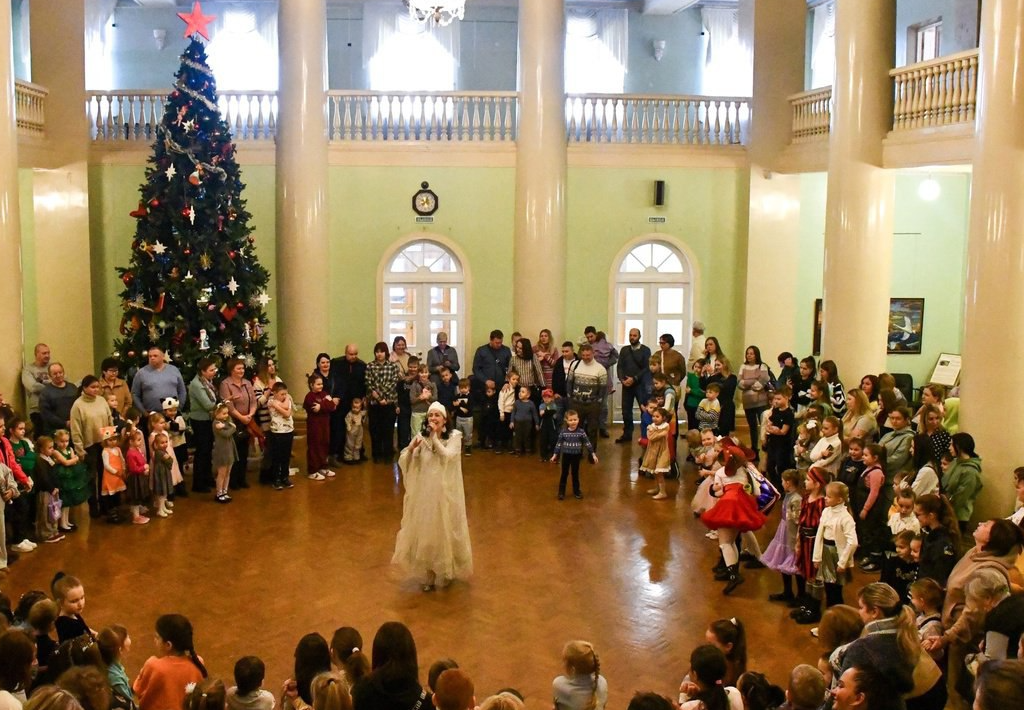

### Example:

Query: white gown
xmin=392 ymin=430 xmax=474 ymax=583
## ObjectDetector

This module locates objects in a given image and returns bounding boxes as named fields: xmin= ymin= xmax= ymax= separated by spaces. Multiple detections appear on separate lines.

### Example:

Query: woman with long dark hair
xmin=351 ymin=622 xmax=423 ymax=710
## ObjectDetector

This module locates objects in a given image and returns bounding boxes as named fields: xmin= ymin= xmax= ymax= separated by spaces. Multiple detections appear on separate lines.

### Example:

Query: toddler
xmin=910 ymin=578 xmax=945 ymax=661
xmin=537 ymin=388 xmax=561 ymax=461
xmin=100 ymin=426 xmax=127 ymax=522
xmin=640 ymin=407 xmax=671 ymax=499
xmin=29 ymin=599 xmax=59 ymax=674
xmin=344 ymin=397 xmax=368 ymax=466
xmin=480 ymin=380 xmax=499 ymax=450
xmin=303 ymin=373 xmax=337 ymax=477
xmin=552 ymin=640 xmax=607 ymax=710
xmin=52 ymin=429 xmax=88 ymax=532
xmin=551 ymin=410 xmax=598 ymax=500
xmin=888 ymin=488 xmax=921 ymax=535
xmin=435 ymin=367 xmax=457 ymax=414
xmin=108 ymin=394 xmax=126 ymax=435
xmin=212 ymin=403 xmax=238 ymax=503
xmin=125 ymin=429 xmax=151 ymax=524
xmin=150 ymin=431 xmax=174 ymax=518
xmin=148 ymin=413 xmax=180 ymax=508
xmin=695 ymin=383 xmax=721 ymax=432
xmin=267 ymin=382 xmax=296 ymax=490
xmin=32 ymin=436 xmax=64 ymax=542
xmin=228 ymin=656 xmax=274 ymax=710
xmin=880 ymin=529 xmax=918 ymax=602
xmin=793 ymin=421 xmax=820 ymax=472
xmin=410 ymin=368 xmax=436 ymax=435
xmin=121 ymin=408 xmax=142 ymax=450
xmin=496 ymin=371 xmax=519 ymax=453
xmin=452 ymin=379 xmax=474 ymax=456
xmin=689 ymin=428 xmax=721 ymax=516
xmin=510 ymin=386 xmax=539 ymax=456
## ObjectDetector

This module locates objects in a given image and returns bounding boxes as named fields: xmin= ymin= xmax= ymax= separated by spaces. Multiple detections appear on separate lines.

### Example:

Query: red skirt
xmin=701 ymin=483 xmax=766 ymax=533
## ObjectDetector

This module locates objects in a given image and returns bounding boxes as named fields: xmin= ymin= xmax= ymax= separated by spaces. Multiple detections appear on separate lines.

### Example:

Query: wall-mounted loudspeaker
xmin=654 ymin=180 xmax=666 ymax=206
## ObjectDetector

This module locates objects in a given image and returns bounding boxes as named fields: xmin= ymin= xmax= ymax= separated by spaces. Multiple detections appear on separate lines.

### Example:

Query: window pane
xmin=389 ymin=287 xmax=415 ymax=315
xmin=660 ymin=253 xmax=684 ymax=273
xmin=656 ymin=320 xmax=683 ymax=347
xmin=389 ymin=320 xmax=415 ymax=346
xmin=616 ymin=319 xmax=644 ymax=346
xmin=617 ymin=287 xmax=645 ymax=314
xmin=430 ymin=319 xmax=457 ymax=345
xmin=430 ymin=287 xmax=457 ymax=314
xmin=657 ymin=288 xmax=684 ymax=314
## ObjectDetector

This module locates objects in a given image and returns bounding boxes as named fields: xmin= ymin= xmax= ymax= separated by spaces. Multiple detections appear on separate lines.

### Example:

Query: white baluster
xmin=966 ymin=54 xmax=977 ymax=122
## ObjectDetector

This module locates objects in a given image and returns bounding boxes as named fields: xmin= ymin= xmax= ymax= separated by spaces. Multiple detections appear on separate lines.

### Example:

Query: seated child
xmin=228 ymin=656 xmax=275 ymax=710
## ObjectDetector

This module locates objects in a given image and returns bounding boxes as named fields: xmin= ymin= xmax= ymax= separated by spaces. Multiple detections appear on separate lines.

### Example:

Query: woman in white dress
xmin=392 ymin=401 xmax=473 ymax=592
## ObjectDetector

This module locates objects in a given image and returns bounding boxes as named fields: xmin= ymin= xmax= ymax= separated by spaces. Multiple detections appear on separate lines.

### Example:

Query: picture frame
xmin=812 ymin=298 xmax=823 ymax=356
xmin=887 ymin=298 xmax=925 ymax=354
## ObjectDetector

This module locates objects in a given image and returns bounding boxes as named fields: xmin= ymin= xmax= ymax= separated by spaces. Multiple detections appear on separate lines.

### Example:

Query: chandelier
xmin=405 ymin=0 xmax=466 ymax=27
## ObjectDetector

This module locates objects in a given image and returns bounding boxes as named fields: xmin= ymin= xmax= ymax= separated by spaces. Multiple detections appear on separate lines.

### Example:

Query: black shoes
xmin=744 ymin=558 xmax=767 ymax=569
xmin=768 ymin=592 xmax=795 ymax=603
xmin=615 ymin=435 xmax=631 ymax=443
xmin=723 ymin=565 xmax=743 ymax=595
xmin=793 ymin=607 xmax=821 ymax=624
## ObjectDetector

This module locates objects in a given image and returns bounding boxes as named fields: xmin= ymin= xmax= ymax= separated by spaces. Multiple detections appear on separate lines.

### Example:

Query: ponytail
xmin=688 ymin=645 xmax=730 ymax=710
xmin=858 ymin=583 xmax=920 ymax=661
xmin=588 ymin=648 xmax=601 ymax=710
xmin=155 ymin=614 xmax=207 ymax=678
xmin=916 ymin=494 xmax=961 ymax=550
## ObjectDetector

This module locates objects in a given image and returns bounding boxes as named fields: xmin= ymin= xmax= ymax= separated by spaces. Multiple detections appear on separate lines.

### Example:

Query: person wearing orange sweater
xmin=134 ymin=614 xmax=207 ymax=710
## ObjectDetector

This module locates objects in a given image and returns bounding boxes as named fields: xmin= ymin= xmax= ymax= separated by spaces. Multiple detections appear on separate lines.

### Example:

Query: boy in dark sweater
xmin=550 ymin=410 xmax=598 ymax=500
xmin=511 ymin=387 xmax=539 ymax=455
xmin=537 ymin=388 xmax=562 ymax=461
xmin=480 ymin=380 xmax=499 ymax=449
xmin=837 ymin=438 xmax=867 ymax=490
xmin=453 ymin=379 xmax=474 ymax=456
xmin=764 ymin=386 xmax=796 ymax=489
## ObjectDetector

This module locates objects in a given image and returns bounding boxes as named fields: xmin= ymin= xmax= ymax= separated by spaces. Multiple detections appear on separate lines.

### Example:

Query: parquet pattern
xmin=3 ymin=430 xmax=826 ymax=707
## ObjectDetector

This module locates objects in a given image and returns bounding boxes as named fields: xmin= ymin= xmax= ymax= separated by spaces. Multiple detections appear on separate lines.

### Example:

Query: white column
xmin=743 ymin=0 xmax=806 ymax=358
xmin=514 ymin=0 xmax=567 ymax=336
xmin=960 ymin=0 xmax=1024 ymax=520
xmin=276 ymin=0 xmax=329 ymax=389
xmin=0 ymin=0 xmax=24 ymax=399
xmin=820 ymin=0 xmax=895 ymax=380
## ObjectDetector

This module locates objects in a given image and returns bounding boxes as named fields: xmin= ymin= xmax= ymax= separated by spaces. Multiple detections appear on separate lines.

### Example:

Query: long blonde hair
xmin=562 ymin=641 xmax=601 ymax=710
xmin=857 ymin=583 xmax=920 ymax=660
xmin=843 ymin=389 xmax=870 ymax=422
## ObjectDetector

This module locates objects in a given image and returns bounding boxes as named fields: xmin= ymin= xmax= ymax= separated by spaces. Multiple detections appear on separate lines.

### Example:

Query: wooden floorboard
xmin=3 ymin=429 xmax=829 ymax=707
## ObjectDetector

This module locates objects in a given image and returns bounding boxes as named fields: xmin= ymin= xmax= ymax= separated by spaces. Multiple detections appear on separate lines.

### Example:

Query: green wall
xmin=791 ymin=171 xmax=969 ymax=388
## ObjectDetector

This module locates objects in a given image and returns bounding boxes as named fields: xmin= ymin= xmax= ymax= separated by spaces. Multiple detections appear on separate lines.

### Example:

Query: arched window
xmin=612 ymin=240 xmax=693 ymax=421
xmin=383 ymin=240 xmax=465 ymax=363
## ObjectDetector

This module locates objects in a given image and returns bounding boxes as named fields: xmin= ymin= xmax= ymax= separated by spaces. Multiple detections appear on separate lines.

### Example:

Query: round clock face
xmin=413 ymin=189 xmax=438 ymax=216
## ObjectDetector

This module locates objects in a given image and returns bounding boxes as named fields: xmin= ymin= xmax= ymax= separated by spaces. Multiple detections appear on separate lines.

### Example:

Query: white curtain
xmin=363 ymin=2 xmax=461 ymax=90
xmin=700 ymin=6 xmax=751 ymax=96
xmin=85 ymin=0 xmax=119 ymax=89
xmin=809 ymin=1 xmax=836 ymax=89
xmin=206 ymin=4 xmax=279 ymax=90
xmin=564 ymin=8 xmax=628 ymax=94
xmin=12 ymin=0 xmax=31 ymax=81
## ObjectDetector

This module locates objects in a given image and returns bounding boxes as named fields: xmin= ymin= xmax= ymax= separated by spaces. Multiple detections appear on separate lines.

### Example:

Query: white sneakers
xmin=308 ymin=472 xmax=326 ymax=481
xmin=12 ymin=539 xmax=37 ymax=553
xmin=629 ymin=471 xmax=639 ymax=482
xmin=288 ymin=467 xmax=299 ymax=477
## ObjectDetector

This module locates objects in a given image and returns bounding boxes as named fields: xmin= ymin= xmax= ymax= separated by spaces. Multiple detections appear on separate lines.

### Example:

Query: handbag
xmin=48 ymin=496 xmax=63 ymax=524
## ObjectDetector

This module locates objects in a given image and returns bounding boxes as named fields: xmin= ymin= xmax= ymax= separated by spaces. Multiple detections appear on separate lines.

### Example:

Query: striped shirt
xmin=553 ymin=428 xmax=595 ymax=457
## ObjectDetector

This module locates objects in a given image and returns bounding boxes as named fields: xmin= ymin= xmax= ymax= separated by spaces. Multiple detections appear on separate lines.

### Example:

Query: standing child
xmin=435 ymin=367 xmax=457 ymax=415
xmin=52 ymin=429 xmax=88 ymax=533
xmin=853 ymin=443 xmax=888 ymax=571
xmin=32 ymin=436 xmax=65 ymax=542
xmin=690 ymin=428 xmax=722 ymax=517
xmin=880 ymin=530 xmax=918 ymax=603
xmin=267 ymin=382 xmax=296 ymax=491
xmin=538 ymin=389 xmax=562 ymax=461
xmin=343 ymin=397 xmax=368 ymax=467
xmin=552 ymin=640 xmax=608 ymax=710
xmin=125 ymin=429 xmax=151 ymax=524
xmin=696 ymin=383 xmax=721 ymax=433
xmin=150 ymin=431 xmax=174 ymax=518
xmin=121 ymin=408 xmax=142 ymax=451
xmin=809 ymin=416 xmax=842 ymax=478
xmin=763 ymin=388 xmax=796 ymax=490
xmin=480 ymin=380 xmax=499 ymax=450
xmin=793 ymin=421 xmax=820 ymax=472
xmin=452 ymin=380 xmax=474 ymax=456
xmin=147 ymin=413 xmax=179 ymax=509
xmin=396 ymin=356 xmax=419 ymax=451
xmin=790 ymin=468 xmax=828 ymax=620
xmin=133 ymin=614 xmax=207 ymax=710
xmin=910 ymin=578 xmax=946 ymax=662
xmin=53 ymin=573 xmax=95 ymax=642
xmin=836 ymin=437 xmax=867 ymax=491
xmin=511 ymin=386 xmax=539 ymax=456
xmin=496 ymin=371 xmax=519 ymax=454
xmin=764 ymin=469 xmax=804 ymax=604
xmin=640 ymin=407 xmax=672 ymax=500
xmin=161 ymin=397 xmax=189 ymax=499
xmin=303 ymin=373 xmax=337 ymax=478
xmin=99 ymin=426 xmax=127 ymax=521
xmin=683 ymin=360 xmax=705 ymax=435
xmin=551 ymin=410 xmax=598 ymax=500
xmin=409 ymin=368 xmax=436 ymax=436
xmin=212 ymin=404 xmax=237 ymax=504
xmin=808 ymin=481 xmax=858 ymax=617
xmin=7 ymin=417 xmax=38 ymax=550
xmin=888 ymin=488 xmax=921 ymax=536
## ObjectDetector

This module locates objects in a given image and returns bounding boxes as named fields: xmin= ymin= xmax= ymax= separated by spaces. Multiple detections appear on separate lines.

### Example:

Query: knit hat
xmin=427 ymin=401 xmax=447 ymax=418
xmin=541 ymin=388 xmax=554 ymax=399
xmin=161 ymin=396 xmax=180 ymax=411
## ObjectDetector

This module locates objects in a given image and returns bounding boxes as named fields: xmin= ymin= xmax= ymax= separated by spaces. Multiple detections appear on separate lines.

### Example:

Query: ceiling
xmin=123 ymin=1 xmax=716 ymax=14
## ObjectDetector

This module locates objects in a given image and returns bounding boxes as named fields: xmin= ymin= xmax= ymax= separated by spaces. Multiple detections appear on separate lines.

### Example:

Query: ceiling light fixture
xmin=404 ymin=0 xmax=466 ymax=27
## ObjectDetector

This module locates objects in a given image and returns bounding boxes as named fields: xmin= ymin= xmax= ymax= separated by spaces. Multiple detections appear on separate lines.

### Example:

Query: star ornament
xmin=178 ymin=1 xmax=216 ymax=41
xmin=227 ymin=277 xmax=239 ymax=295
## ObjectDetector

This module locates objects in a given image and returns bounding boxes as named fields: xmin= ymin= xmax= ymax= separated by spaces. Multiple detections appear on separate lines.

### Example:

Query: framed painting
xmin=887 ymin=298 xmax=925 ymax=354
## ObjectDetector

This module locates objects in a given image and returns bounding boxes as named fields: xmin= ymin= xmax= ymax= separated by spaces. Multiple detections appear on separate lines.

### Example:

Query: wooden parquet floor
xmin=3 ymin=430 xmax=825 ymax=708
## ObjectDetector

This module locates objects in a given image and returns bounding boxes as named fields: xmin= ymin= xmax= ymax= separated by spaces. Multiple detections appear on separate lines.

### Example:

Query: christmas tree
xmin=114 ymin=34 xmax=273 ymax=384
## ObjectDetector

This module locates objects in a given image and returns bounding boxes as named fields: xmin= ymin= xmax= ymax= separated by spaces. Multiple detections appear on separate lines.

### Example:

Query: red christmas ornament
xmin=121 ymin=272 xmax=135 ymax=286
xmin=184 ymin=248 xmax=192 ymax=256
xmin=149 ymin=198 xmax=160 ymax=208
xmin=127 ymin=350 xmax=136 ymax=358
xmin=228 ymin=250 xmax=236 ymax=259
xmin=182 ymin=206 xmax=192 ymax=217
xmin=220 ymin=304 xmax=238 ymax=322
xmin=236 ymin=302 xmax=244 ymax=309
xmin=129 ymin=201 xmax=148 ymax=218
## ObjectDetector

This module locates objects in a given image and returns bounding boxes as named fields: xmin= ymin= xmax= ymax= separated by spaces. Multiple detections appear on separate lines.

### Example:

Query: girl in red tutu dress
xmin=701 ymin=445 xmax=767 ymax=594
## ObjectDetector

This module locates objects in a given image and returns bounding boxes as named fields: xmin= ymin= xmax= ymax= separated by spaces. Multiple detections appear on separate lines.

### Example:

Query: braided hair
xmin=561 ymin=641 xmax=601 ymax=710
xmin=155 ymin=614 xmax=207 ymax=678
